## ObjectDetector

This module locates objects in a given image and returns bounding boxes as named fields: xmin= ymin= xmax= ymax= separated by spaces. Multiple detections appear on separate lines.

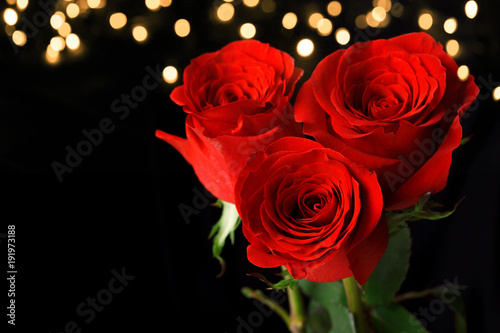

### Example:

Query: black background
xmin=1 ymin=0 xmax=499 ymax=332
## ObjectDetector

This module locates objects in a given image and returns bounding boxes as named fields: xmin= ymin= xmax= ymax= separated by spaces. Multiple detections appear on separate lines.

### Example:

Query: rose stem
xmin=283 ymin=267 xmax=306 ymax=333
xmin=241 ymin=287 xmax=291 ymax=328
xmin=342 ymin=276 xmax=371 ymax=333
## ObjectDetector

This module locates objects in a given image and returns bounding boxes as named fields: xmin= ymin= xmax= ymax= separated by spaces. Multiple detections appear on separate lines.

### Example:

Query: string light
xmin=418 ymin=13 xmax=433 ymax=30
xmin=109 ymin=12 xmax=127 ymax=30
xmin=457 ymin=65 xmax=469 ymax=81
xmin=243 ymin=0 xmax=259 ymax=7
xmin=297 ymin=38 xmax=314 ymax=57
xmin=446 ymin=39 xmax=459 ymax=57
xmin=66 ymin=33 xmax=80 ymax=50
xmin=16 ymin=0 xmax=28 ymax=11
xmin=45 ymin=45 xmax=60 ymax=64
xmin=50 ymin=36 xmax=66 ymax=52
xmin=174 ymin=19 xmax=190 ymax=37
xmin=444 ymin=18 xmax=457 ymax=34
xmin=493 ymin=87 xmax=500 ymax=102
xmin=240 ymin=23 xmax=256 ymax=39
xmin=66 ymin=3 xmax=80 ymax=19
xmin=282 ymin=12 xmax=297 ymax=30
xmin=50 ymin=11 xmax=66 ymax=30
xmin=12 ymin=30 xmax=27 ymax=46
xmin=373 ymin=0 xmax=391 ymax=12
xmin=355 ymin=14 xmax=367 ymax=29
xmin=372 ymin=6 xmax=386 ymax=22
xmin=145 ymin=0 xmax=161 ymax=12
xmin=317 ymin=18 xmax=333 ymax=36
xmin=58 ymin=22 xmax=72 ymax=37
xmin=217 ymin=3 xmax=234 ymax=22
xmin=391 ymin=3 xmax=404 ymax=18
xmin=132 ymin=25 xmax=148 ymax=42
xmin=3 ymin=8 xmax=18 ymax=26
xmin=308 ymin=13 xmax=323 ymax=29
xmin=87 ymin=0 xmax=101 ymax=9
xmin=159 ymin=0 xmax=172 ymax=7
xmin=327 ymin=1 xmax=342 ymax=17
xmin=335 ymin=27 xmax=350 ymax=45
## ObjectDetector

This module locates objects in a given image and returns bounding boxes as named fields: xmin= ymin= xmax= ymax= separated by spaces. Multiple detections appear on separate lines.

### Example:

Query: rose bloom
xmin=295 ymin=32 xmax=479 ymax=210
xmin=235 ymin=137 xmax=388 ymax=283
xmin=156 ymin=40 xmax=303 ymax=203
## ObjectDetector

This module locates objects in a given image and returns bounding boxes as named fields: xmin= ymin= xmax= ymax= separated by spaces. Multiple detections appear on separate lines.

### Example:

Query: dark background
xmin=1 ymin=0 xmax=499 ymax=332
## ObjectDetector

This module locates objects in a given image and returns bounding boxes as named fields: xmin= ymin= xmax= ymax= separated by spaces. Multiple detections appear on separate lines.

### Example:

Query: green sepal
xmin=247 ymin=272 xmax=298 ymax=291
xmin=363 ymin=227 xmax=412 ymax=307
xmin=208 ymin=200 xmax=241 ymax=277
xmin=386 ymin=193 xmax=464 ymax=237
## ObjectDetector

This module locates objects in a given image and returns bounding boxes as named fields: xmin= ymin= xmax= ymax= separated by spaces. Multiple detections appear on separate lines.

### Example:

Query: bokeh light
xmin=243 ymin=0 xmax=259 ymax=7
xmin=217 ymin=3 xmax=234 ymax=22
xmin=327 ymin=1 xmax=342 ymax=17
xmin=418 ymin=13 xmax=433 ymax=30
xmin=12 ymin=30 xmax=27 ymax=46
xmin=58 ymin=22 xmax=72 ymax=37
xmin=493 ymin=87 xmax=500 ymax=102
xmin=308 ymin=13 xmax=323 ymax=29
xmin=66 ymin=3 xmax=80 ymax=18
xmin=317 ymin=18 xmax=333 ymax=36
xmin=444 ymin=18 xmax=457 ymax=34
xmin=145 ymin=0 xmax=161 ymax=11
xmin=16 ymin=0 xmax=28 ymax=11
xmin=446 ymin=39 xmax=460 ymax=57
xmin=391 ymin=3 xmax=404 ymax=18
xmin=46 ymin=45 xmax=60 ymax=64
xmin=465 ymin=1 xmax=478 ymax=19
xmin=297 ymin=38 xmax=314 ymax=57
xmin=335 ymin=27 xmax=350 ymax=45
xmin=240 ymin=23 xmax=256 ymax=39
xmin=87 ymin=0 xmax=101 ymax=9
xmin=159 ymin=0 xmax=172 ymax=7
xmin=355 ymin=15 xmax=368 ymax=29
xmin=4 ymin=8 xmax=18 ymax=26
xmin=50 ymin=36 xmax=66 ymax=51
xmin=457 ymin=65 xmax=469 ymax=81
xmin=373 ymin=0 xmax=391 ymax=12
xmin=163 ymin=66 xmax=178 ymax=83
xmin=174 ymin=19 xmax=190 ymax=37
xmin=66 ymin=33 xmax=80 ymax=50
xmin=50 ymin=11 xmax=66 ymax=30
xmin=282 ymin=12 xmax=297 ymax=30
xmin=372 ymin=6 xmax=386 ymax=22
xmin=132 ymin=25 xmax=148 ymax=42
xmin=109 ymin=12 xmax=127 ymax=30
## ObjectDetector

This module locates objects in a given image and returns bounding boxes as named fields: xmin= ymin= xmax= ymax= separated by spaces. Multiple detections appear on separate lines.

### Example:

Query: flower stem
xmin=342 ymin=276 xmax=371 ymax=333
xmin=283 ymin=268 xmax=305 ymax=333
xmin=241 ymin=287 xmax=291 ymax=328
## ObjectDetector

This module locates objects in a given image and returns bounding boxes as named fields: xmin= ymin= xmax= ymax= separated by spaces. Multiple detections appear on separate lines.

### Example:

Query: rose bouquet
xmin=156 ymin=33 xmax=478 ymax=332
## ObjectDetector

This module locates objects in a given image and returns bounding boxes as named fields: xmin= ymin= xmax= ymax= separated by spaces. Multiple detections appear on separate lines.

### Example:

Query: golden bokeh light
xmin=145 ymin=0 xmax=160 ymax=11
xmin=109 ymin=12 xmax=127 ymax=30
xmin=46 ymin=45 xmax=60 ymax=64
xmin=457 ymin=65 xmax=469 ymax=81
xmin=297 ymin=38 xmax=314 ymax=57
xmin=50 ymin=11 xmax=66 ymax=30
xmin=163 ymin=66 xmax=178 ymax=83
xmin=240 ymin=23 xmax=256 ymax=39
xmin=335 ymin=27 xmax=350 ymax=45
xmin=4 ymin=8 xmax=18 ymax=26
xmin=174 ymin=19 xmax=190 ymax=37
xmin=12 ymin=30 xmax=27 ymax=46
xmin=327 ymin=1 xmax=342 ymax=17
xmin=391 ymin=3 xmax=404 ymax=18
xmin=308 ymin=13 xmax=323 ymax=29
xmin=418 ymin=13 xmax=433 ymax=30
xmin=243 ymin=0 xmax=259 ymax=7
xmin=217 ymin=3 xmax=234 ymax=22
xmin=373 ymin=0 xmax=391 ymax=12
xmin=160 ymin=0 xmax=172 ymax=7
xmin=317 ymin=18 xmax=333 ymax=36
xmin=444 ymin=17 xmax=457 ymax=34
xmin=492 ymin=87 xmax=500 ymax=102
xmin=446 ymin=39 xmax=459 ymax=57
xmin=372 ymin=6 xmax=386 ymax=22
xmin=58 ymin=22 xmax=72 ymax=37
xmin=16 ymin=0 xmax=28 ymax=11
xmin=355 ymin=14 xmax=368 ymax=29
xmin=50 ymin=36 xmax=66 ymax=51
xmin=282 ymin=12 xmax=297 ymax=30
xmin=66 ymin=33 xmax=80 ymax=50
xmin=132 ymin=25 xmax=148 ymax=42
xmin=261 ymin=0 xmax=275 ymax=13
xmin=87 ymin=0 xmax=101 ymax=9
xmin=366 ymin=12 xmax=380 ymax=28
xmin=66 ymin=3 xmax=80 ymax=18
xmin=465 ymin=1 xmax=478 ymax=19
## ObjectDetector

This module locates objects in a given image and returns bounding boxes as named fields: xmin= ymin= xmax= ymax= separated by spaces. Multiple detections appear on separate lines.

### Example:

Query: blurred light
xmin=243 ymin=0 xmax=259 ymax=7
xmin=16 ymin=0 xmax=28 ymax=11
xmin=109 ymin=12 xmax=127 ymax=30
xmin=366 ymin=12 xmax=380 ymax=28
xmin=418 ymin=13 xmax=433 ymax=30
xmin=58 ymin=22 xmax=71 ymax=37
xmin=5 ymin=25 xmax=15 ymax=36
xmin=308 ymin=13 xmax=323 ymax=28
xmin=317 ymin=18 xmax=333 ymax=36
xmin=132 ymin=25 xmax=148 ymax=42
xmin=87 ymin=0 xmax=101 ymax=9
xmin=327 ymin=1 xmax=342 ymax=17
xmin=240 ymin=23 xmax=256 ymax=39
xmin=465 ymin=1 xmax=478 ymax=19
xmin=174 ymin=19 xmax=190 ymax=37
xmin=391 ymin=3 xmax=404 ymax=18
xmin=335 ymin=27 xmax=350 ymax=45
xmin=297 ymin=38 xmax=314 ymax=57
xmin=493 ymin=87 xmax=500 ymax=102
xmin=145 ymin=0 xmax=160 ymax=11
xmin=12 ymin=30 xmax=26 ymax=46
xmin=66 ymin=3 xmax=80 ymax=18
xmin=443 ymin=18 xmax=457 ymax=34
xmin=372 ymin=6 xmax=386 ymax=22
xmin=163 ymin=66 xmax=178 ymax=83
xmin=373 ymin=0 xmax=391 ymax=12
xmin=46 ymin=45 xmax=60 ymax=64
xmin=66 ymin=33 xmax=80 ymax=50
xmin=50 ymin=36 xmax=65 ymax=51
xmin=217 ymin=3 xmax=234 ymax=22
xmin=446 ymin=39 xmax=459 ymax=57
xmin=159 ymin=0 xmax=172 ymax=7
xmin=282 ymin=12 xmax=297 ymax=30
xmin=78 ymin=0 xmax=89 ymax=14
xmin=457 ymin=65 xmax=469 ymax=81
xmin=261 ymin=0 xmax=275 ymax=13
xmin=4 ymin=8 xmax=18 ymax=26
xmin=6 ymin=0 xmax=15 ymax=4
xmin=355 ymin=14 xmax=367 ymax=29
xmin=50 ymin=11 xmax=65 ymax=30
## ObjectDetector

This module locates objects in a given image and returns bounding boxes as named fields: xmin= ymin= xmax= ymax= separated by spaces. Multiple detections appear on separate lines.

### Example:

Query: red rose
xmin=295 ymin=32 xmax=479 ymax=210
xmin=156 ymin=40 xmax=303 ymax=203
xmin=235 ymin=137 xmax=388 ymax=283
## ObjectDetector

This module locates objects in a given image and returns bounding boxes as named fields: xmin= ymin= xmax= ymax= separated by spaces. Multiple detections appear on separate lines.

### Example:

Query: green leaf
xmin=370 ymin=303 xmax=428 ymax=333
xmin=363 ymin=227 xmax=411 ymax=307
xmin=208 ymin=200 xmax=241 ymax=276
xmin=247 ymin=272 xmax=298 ymax=291
xmin=305 ymin=300 xmax=332 ymax=333
xmin=305 ymin=299 xmax=356 ymax=333
xmin=299 ymin=280 xmax=348 ymax=309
